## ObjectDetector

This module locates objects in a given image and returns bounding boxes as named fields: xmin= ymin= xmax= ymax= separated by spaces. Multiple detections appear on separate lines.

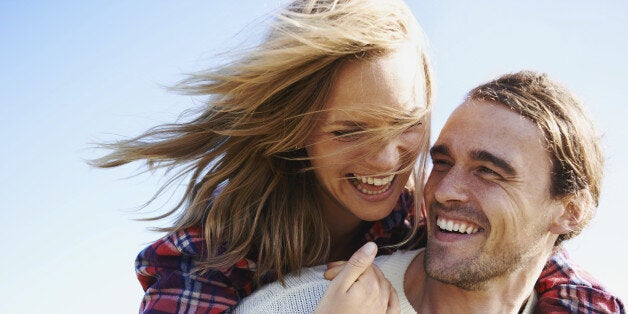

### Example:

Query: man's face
xmin=423 ymin=100 xmax=564 ymax=290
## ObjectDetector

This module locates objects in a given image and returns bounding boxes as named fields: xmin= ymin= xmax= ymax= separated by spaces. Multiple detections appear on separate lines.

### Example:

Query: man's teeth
xmin=356 ymin=174 xmax=395 ymax=186
xmin=437 ymin=217 xmax=479 ymax=234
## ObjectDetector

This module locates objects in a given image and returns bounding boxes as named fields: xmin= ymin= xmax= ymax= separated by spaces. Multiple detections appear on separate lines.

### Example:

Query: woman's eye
xmin=408 ymin=121 xmax=422 ymax=129
xmin=332 ymin=130 xmax=353 ymax=136
xmin=332 ymin=130 xmax=362 ymax=141
xmin=400 ymin=121 xmax=422 ymax=133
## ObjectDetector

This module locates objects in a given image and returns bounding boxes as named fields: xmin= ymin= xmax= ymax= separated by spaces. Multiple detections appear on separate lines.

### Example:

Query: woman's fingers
xmin=365 ymin=261 xmax=392 ymax=310
xmin=326 ymin=260 xmax=346 ymax=268
xmin=315 ymin=243 xmax=401 ymax=313
xmin=324 ymin=261 xmax=346 ymax=280
xmin=328 ymin=242 xmax=378 ymax=292
xmin=386 ymin=284 xmax=400 ymax=314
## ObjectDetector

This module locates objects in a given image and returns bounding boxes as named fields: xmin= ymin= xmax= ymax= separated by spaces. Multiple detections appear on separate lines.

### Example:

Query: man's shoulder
xmin=233 ymin=266 xmax=329 ymax=313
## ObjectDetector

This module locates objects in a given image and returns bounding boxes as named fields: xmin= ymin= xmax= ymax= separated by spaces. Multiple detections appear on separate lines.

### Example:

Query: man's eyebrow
xmin=470 ymin=150 xmax=517 ymax=176
xmin=430 ymin=144 xmax=450 ymax=157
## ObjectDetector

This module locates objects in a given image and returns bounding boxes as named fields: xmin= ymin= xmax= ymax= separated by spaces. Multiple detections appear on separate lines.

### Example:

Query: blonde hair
xmin=93 ymin=0 xmax=432 ymax=283
xmin=467 ymin=71 xmax=603 ymax=245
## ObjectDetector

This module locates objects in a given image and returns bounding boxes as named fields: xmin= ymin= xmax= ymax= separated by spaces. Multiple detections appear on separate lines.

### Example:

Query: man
xmin=401 ymin=70 xmax=621 ymax=312
xmin=234 ymin=71 xmax=625 ymax=313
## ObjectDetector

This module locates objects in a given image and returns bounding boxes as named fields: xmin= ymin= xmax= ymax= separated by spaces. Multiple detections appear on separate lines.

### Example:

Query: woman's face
xmin=306 ymin=44 xmax=428 ymax=230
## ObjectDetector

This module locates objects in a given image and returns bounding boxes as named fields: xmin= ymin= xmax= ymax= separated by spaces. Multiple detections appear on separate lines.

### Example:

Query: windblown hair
xmin=92 ymin=0 xmax=432 ymax=283
xmin=467 ymin=71 xmax=603 ymax=245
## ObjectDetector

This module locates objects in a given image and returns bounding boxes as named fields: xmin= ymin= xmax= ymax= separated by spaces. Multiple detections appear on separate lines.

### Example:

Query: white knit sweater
xmin=234 ymin=249 xmax=422 ymax=313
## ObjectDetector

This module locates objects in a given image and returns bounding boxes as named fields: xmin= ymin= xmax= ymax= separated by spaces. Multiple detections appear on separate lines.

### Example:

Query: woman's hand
xmin=314 ymin=242 xmax=399 ymax=314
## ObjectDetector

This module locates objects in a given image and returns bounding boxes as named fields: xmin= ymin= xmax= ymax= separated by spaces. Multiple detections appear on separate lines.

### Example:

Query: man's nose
xmin=432 ymin=167 xmax=470 ymax=204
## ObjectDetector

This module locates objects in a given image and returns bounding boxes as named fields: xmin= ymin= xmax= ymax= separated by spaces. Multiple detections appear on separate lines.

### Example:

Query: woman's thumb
xmin=332 ymin=242 xmax=378 ymax=291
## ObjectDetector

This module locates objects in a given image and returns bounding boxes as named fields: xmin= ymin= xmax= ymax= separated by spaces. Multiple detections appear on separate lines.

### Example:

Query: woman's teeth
xmin=352 ymin=174 xmax=395 ymax=195
xmin=356 ymin=174 xmax=395 ymax=186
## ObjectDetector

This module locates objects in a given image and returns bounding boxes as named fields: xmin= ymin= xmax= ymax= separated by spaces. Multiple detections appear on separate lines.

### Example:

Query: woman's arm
xmin=136 ymin=227 xmax=255 ymax=313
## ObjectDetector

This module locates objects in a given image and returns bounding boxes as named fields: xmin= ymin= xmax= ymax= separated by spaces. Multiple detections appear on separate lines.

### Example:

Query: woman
xmin=93 ymin=0 xmax=432 ymax=312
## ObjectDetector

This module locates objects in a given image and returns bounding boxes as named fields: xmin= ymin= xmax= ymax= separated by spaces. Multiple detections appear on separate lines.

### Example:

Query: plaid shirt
xmin=135 ymin=190 xmax=624 ymax=313
xmin=135 ymin=191 xmax=413 ymax=313
xmin=535 ymin=249 xmax=625 ymax=313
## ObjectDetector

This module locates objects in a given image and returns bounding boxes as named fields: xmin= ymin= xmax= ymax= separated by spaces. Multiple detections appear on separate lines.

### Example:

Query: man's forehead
xmin=442 ymin=100 xmax=537 ymax=138
xmin=435 ymin=100 xmax=549 ymax=167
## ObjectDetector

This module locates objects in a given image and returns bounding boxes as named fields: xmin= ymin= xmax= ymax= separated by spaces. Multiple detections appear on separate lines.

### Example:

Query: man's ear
xmin=549 ymin=194 xmax=587 ymax=235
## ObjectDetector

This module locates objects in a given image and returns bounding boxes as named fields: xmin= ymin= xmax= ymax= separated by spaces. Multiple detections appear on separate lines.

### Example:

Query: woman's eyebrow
xmin=326 ymin=120 xmax=366 ymax=128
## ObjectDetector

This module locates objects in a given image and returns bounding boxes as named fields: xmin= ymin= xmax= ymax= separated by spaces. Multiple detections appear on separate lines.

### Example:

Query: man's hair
xmin=92 ymin=0 xmax=432 ymax=283
xmin=467 ymin=71 xmax=603 ymax=245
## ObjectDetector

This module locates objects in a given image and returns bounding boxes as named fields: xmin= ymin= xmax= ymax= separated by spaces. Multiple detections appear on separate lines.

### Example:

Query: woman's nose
xmin=365 ymin=140 xmax=402 ymax=171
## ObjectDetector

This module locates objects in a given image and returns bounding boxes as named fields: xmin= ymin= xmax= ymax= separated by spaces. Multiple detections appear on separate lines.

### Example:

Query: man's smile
xmin=436 ymin=216 xmax=481 ymax=234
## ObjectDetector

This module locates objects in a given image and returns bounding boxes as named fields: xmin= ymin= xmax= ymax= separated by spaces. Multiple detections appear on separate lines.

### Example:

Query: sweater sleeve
xmin=233 ymin=266 xmax=329 ymax=313
xmin=234 ymin=251 xmax=423 ymax=314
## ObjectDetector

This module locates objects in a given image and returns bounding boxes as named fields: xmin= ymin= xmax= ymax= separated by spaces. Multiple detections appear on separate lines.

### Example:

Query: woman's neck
xmin=327 ymin=220 xmax=369 ymax=261
xmin=318 ymin=188 xmax=369 ymax=261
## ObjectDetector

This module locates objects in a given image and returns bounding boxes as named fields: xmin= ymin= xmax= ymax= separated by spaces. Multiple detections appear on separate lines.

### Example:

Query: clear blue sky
xmin=1 ymin=1 xmax=626 ymax=312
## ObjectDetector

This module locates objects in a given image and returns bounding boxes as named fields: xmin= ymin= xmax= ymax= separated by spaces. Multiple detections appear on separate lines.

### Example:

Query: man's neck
xmin=404 ymin=249 xmax=553 ymax=313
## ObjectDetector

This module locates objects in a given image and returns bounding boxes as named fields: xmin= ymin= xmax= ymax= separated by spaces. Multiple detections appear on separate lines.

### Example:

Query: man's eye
xmin=478 ymin=166 xmax=499 ymax=177
xmin=431 ymin=159 xmax=451 ymax=172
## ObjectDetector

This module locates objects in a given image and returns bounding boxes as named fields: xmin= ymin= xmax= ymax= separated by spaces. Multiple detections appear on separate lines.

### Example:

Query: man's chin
xmin=423 ymin=246 xmax=488 ymax=291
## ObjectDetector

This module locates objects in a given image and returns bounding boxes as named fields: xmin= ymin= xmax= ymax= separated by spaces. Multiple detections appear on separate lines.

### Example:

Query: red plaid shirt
xmin=535 ymin=249 xmax=625 ymax=313
xmin=135 ymin=191 xmax=624 ymax=313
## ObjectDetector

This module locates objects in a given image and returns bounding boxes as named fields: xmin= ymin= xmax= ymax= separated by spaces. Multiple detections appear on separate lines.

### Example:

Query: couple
xmin=235 ymin=71 xmax=623 ymax=313
xmin=92 ymin=0 xmax=624 ymax=312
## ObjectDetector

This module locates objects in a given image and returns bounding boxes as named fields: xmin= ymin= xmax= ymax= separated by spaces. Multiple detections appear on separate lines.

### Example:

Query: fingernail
xmin=362 ymin=242 xmax=377 ymax=255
